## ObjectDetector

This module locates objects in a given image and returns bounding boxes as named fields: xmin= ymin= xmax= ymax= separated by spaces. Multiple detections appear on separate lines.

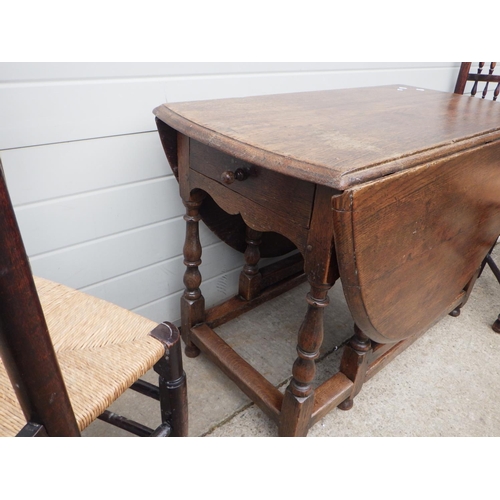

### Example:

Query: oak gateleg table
xmin=154 ymin=85 xmax=500 ymax=436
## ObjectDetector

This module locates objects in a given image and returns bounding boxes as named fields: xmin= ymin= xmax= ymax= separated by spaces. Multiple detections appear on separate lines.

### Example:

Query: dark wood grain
xmin=332 ymin=140 xmax=500 ymax=344
xmin=190 ymin=323 xmax=283 ymax=422
xmin=180 ymin=188 xmax=206 ymax=358
xmin=238 ymin=226 xmax=263 ymax=301
xmin=154 ymin=86 xmax=500 ymax=190
xmin=454 ymin=62 xmax=500 ymax=101
xmin=279 ymin=185 xmax=338 ymax=436
xmin=154 ymin=84 xmax=500 ymax=436
xmin=0 ymin=163 xmax=81 ymax=437
xmin=1 ymin=159 xmax=188 ymax=438
xmin=188 ymin=169 xmax=310 ymax=252
xmin=190 ymin=140 xmax=315 ymax=228
xmin=156 ymin=120 xmax=296 ymax=257
xmin=151 ymin=322 xmax=188 ymax=437
xmin=337 ymin=326 xmax=372 ymax=411
xmin=310 ymin=373 xmax=353 ymax=426
xmin=206 ymin=263 xmax=306 ymax=329
xmin=454 ymin=62 xmax=500 ymax=331
xmin=98 ymin=410 xmax=155 ymax=436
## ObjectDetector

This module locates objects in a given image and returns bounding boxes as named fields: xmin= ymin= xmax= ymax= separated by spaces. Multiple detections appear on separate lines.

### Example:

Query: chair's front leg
xmin=151 ymin=322 xmax=188 ymax=437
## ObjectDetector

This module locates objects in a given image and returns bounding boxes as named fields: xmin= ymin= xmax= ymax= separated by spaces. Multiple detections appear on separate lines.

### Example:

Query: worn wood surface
xmin=191 ymin=140 xmax=315 ymax=228
xmin=0 ymin=163 xmax=81 ymax=436
xmin=190 ymin=323 xmax=283 ymax=422
xmin=157 ymin=118 xmax=296 ymax=258
xmin=205 ymin=261 xmax=307 ymax=329
xmin=154 ymin=85 xmax=500 ymax=190
xmin=310 ymin=373 xmax=353 ymax=426
xmin=150 ymin=322 xmax=189 ymax=437
xmin=188 ymin=170 xmax=310 ymax=252
xmin=155 ymin=84 xmax=500 ymax=436
xmin=279 ymin=185 xmax=338 ymax=436
xmin=238 ymin=226 xmax=263 ymax=301
xmin=454 ymin=62 xmax=473 ymax=95
xmin=337 ymin=326 xmax=372 ymax=410
xmin=332 ymin=141 xmax=500 ymax=343
xmin=455 ymin=62 xmax=500 ymax=100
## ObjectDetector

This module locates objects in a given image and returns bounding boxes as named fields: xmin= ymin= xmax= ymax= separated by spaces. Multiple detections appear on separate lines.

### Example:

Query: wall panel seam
xmin=0 ymin=130 xmax=160 ymax=152
xmin=77 ymin=240 xmax=239 ymax=291
xmin=27 ymin=215 xmax=185 ymax=259
xmin=13 ymin=175 xmax=176 ymax=209
xmin=130 ymin=267 xmax=242 ymax=313
xmin=0 ymin=65 xmax=460 ymax=88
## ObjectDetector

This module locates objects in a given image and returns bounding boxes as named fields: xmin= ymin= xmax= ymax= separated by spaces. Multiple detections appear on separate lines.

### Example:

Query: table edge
xmin=153 ymin=104 xmax=500 ymax=190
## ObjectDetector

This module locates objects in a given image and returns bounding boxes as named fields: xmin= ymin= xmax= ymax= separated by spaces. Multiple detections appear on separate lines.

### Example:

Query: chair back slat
xmin=0 ymin=160 xmax=80 ymax=436
xmin=455 ymin=62 xmax=500 ymax=101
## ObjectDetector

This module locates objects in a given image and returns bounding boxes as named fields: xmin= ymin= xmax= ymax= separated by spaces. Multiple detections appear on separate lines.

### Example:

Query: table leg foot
xmin=338 ymin=325 xmax=371 ymax=410
xmin=278 ymin=387 xmax=314 ymax=437
xmin=337 ymin=398 xmax=354 ymax=411
xmin=493 ymin=315 xmax=500 ymax=333
xmin=184 ymin=344 xmax=200 ymax=358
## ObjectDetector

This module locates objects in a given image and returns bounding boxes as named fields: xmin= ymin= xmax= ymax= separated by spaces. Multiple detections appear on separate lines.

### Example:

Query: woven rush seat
xmin=0 ymin=156 xmax=187 ymax=437
xmin=0 ymin=277 xmax=165 ymax=437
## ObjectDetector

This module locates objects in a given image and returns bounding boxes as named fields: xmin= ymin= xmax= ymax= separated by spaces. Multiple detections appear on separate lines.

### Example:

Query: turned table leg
xmin=277 ymin=185 xmax=338 ymax=436
xmin=338 ymin=324 xmax=372 ymax=410
xmin=278 ymin=280 xmax=331 ymax=436
xmin=181 ymin=190 xmax=206 ymax=358
xmin=239 ymin=226 xmax=263 ymax=301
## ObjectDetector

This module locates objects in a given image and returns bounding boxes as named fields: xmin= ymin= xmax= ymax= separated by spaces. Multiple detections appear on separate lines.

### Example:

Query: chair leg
xmin=150 ymin=322 xmax=188 ymax=437
xmin=485 ymin=252 xmax=500 ymax=284
xmin=485 ymin=252 xmax=500 ymax=332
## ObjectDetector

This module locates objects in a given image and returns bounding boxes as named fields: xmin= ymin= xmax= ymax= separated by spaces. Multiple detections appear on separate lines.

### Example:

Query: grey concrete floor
xmin=83 ymin=246 xmax=500 ymax=437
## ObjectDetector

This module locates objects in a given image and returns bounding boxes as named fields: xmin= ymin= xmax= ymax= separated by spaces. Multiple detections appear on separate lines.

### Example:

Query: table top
xmin=154 ymin=85 xmax=500 ymax=190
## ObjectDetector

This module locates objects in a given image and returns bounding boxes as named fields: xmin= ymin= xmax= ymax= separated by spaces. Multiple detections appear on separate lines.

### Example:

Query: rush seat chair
xmin=0 ymin=160 xmax=188 ymax=437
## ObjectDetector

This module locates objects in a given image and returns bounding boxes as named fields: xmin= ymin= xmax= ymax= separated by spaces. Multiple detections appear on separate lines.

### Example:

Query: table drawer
xmin=190 ymin=140 xmax=315 ymax=228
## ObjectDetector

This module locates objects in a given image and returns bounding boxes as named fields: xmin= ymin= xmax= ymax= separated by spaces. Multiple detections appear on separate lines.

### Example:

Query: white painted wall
xmin=0 ymin=62 xmax=461 ymax=324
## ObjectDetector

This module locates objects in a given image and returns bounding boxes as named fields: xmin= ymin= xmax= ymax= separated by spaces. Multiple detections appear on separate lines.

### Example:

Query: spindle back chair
xmin=454 ymin=62 xmax=500 ymax=100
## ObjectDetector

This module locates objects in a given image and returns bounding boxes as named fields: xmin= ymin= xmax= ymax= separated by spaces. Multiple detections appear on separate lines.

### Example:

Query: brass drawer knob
xmin=221 ymin=168 xmax=249 ymax=184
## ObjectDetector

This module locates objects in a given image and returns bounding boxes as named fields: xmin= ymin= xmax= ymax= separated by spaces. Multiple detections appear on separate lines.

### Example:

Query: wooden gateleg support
xmin=181 ymin=190 xmax=206 ymax=358
xmin=239 ymin=227 xmax=263 ymax=301
xmin=338 ymin=325 xmax=372 ymax=411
